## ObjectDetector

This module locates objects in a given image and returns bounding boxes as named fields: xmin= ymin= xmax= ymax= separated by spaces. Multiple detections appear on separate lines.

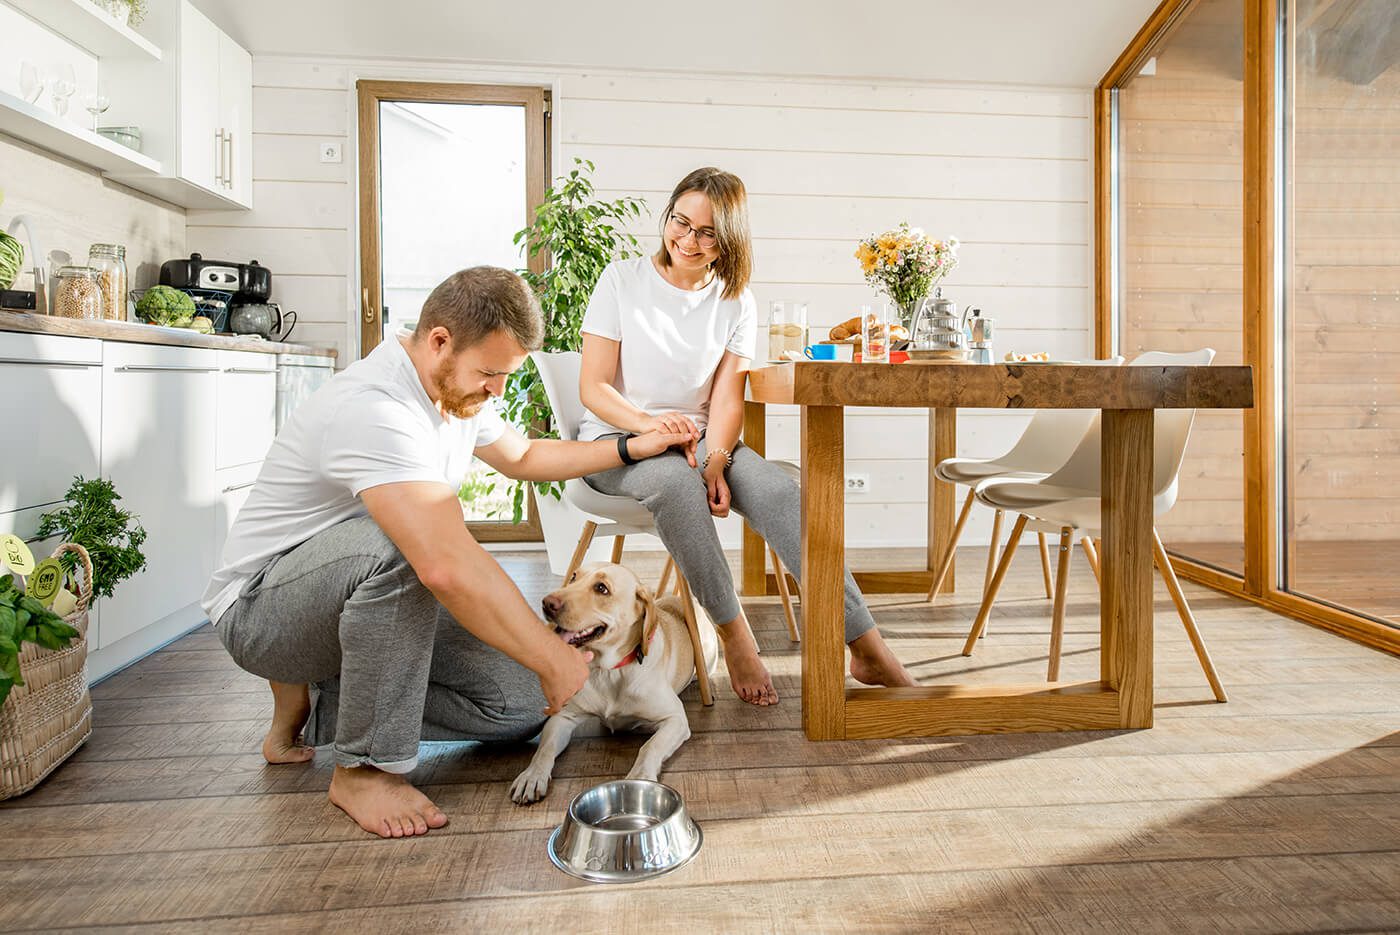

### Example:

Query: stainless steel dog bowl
xmin=547 ymin=779 xmax=702 ymax=883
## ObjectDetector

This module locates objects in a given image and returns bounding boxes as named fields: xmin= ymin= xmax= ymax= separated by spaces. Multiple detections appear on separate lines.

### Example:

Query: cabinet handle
xmin=0 ymin=357 xmax=100 ymax=368
xmin=224 ymin=133 xmax=234 ymax=190
xmin=221 ymin=481 xmax=256 ymax=493
xmin=214 ymin=128 xmax=226 ymax=186
xmin=114 ymin=365 xmax=219 ymax=373
xmin=223 ymin=367 xmax=276 ymax=374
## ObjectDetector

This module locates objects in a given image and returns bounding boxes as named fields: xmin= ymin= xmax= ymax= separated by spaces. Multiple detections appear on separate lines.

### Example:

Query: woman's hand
xmin=639 ymin=412 xmax=700 ymax=466
xmin=627 ymin=429 xmax=695 ymax=461
xmin=702 ymin=459 xmax=731 ymax=517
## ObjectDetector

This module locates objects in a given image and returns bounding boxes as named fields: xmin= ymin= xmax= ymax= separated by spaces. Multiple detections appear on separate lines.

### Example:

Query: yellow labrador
xmin=509 ymin=562 xmax=718 ymax=805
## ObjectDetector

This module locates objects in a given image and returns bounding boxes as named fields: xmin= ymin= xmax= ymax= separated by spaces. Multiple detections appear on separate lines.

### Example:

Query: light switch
xmin=319 ymin=141 xmax=343 ymax=164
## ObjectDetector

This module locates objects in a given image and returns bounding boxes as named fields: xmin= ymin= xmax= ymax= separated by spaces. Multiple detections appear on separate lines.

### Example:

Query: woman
xmin=578 ymin=167 xmax=914 ymax=705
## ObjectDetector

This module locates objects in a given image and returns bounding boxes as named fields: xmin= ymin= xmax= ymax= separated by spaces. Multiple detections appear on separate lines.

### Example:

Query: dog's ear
xmin=635 ymin=585 xmax=660 ymax=663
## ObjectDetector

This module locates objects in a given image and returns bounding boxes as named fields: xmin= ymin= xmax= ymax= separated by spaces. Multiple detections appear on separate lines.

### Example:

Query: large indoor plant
xmin=497 ymin=158 xmax=648 ymax=523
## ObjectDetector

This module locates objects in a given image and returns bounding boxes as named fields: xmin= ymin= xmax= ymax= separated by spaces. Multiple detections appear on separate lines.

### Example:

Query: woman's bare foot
xmin=848 ymin=630 xmax=917 ymax=687
xmin=716 ymin=617 xmax=778 ymax=705
xmin=262 ymin=680 xmax=315 ymax=764
xmin=328 ymin=765 xmax=450 ymax=838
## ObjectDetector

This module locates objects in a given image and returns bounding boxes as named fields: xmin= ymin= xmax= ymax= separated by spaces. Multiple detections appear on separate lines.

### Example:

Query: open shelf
xmin=0 ymin=88 xmax=161 ymax=175
xmin=2 ymin=0 xmax=161 ymax=60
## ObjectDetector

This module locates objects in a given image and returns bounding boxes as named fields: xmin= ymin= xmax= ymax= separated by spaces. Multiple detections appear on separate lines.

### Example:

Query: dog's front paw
xmin=510 ymin=768 xmax=551 ymax=805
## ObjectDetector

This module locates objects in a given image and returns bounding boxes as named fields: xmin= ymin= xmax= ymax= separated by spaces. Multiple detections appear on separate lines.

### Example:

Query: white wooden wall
xmin=187 ymin=56 xmax=1094 ymax=549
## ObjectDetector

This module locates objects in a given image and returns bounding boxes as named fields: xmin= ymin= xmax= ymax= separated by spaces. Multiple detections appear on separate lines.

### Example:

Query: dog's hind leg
xmin=510 ymin=711 xmax=585 ymax=805
xmin=625 ymin=696 xmax=691 ymax=782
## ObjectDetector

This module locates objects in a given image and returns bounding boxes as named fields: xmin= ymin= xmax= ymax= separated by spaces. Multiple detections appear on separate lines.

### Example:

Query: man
xmin=201 ymin=267 xmax=694 ymax=839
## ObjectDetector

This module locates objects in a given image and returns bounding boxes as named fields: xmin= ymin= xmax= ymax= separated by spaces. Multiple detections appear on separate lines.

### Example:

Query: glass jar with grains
xmin=53 ymin=266 xmax=102 ymax=320
xmin=88 ymin=243 xmax=128 ymax=320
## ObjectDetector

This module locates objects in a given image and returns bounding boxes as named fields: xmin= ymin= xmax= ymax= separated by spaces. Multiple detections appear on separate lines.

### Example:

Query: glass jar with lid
xmin=88 ymin=243 xmax=127 ymax=321
xmin=52 ymin=266 xmax=102 ymax=320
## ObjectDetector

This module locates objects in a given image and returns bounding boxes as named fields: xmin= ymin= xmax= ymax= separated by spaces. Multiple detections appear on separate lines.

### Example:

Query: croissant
xmin=829 ymin=315 xmax=864 ymax=341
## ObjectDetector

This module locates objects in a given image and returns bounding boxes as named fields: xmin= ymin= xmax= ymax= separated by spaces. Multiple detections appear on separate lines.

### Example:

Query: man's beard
xmin=432 ymin=357 xmax=490 ymax=419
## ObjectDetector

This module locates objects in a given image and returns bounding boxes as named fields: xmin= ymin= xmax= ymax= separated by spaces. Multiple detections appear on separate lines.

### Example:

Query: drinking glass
xmin=767 ymin=300 xmax=807 ymax=362
xmin=51 ymin=64 xmax=77 ymax=117
xmin=861 ymin=304 xmax=891 ymax=363
xmin=19 ymin=62 xmax=45 ymax=105
xmin=84 ymin=81 xmax=110 ymax=131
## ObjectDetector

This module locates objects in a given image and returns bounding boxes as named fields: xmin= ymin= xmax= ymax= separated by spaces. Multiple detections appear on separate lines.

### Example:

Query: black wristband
xmin=617 ymin=433 xmax=638 ymax=465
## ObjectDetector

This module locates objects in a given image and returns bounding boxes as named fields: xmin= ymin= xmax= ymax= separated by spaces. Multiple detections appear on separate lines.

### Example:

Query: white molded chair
xmin=925 ymin=357 xmax=1125 ymax=604
xmin=962 ymin=349 xmax=1227 ymax=702
xmin=530 ymin=352 xmax=802 ymax=705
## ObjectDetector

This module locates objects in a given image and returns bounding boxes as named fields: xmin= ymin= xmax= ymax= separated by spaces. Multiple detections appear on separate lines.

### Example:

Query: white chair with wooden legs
xmin=960 ymin=349 xmax=1228 ymax=702
xmin=531 ymin=352 xmax=801 ymax=705
xmin=924 ymin=358 xmax=1124 ymax=605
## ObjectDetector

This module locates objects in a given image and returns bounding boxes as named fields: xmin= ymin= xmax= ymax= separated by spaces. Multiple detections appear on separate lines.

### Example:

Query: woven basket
xmin=0 ymin=543 xmax=94 ymax=800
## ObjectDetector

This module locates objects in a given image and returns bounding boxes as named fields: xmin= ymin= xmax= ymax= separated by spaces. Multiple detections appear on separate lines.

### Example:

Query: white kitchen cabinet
xmin=213 ymin=461 xmax=260 ymax=567
xmin=217 ymin=30 xmax=253 ymax=206
xmin=0 ymin=333 xmax=103 ymax=515
xmin=97 ymin=343 xmax=219 ymax=649
xmin=216 ymin=350 xmax=276 ymax=469
xmin=176 ymin=3 xmax=220 ymax=194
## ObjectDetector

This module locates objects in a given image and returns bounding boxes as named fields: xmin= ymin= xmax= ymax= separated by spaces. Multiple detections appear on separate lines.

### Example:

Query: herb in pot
xmin=0 ymin=576 xmax=81 ymax=707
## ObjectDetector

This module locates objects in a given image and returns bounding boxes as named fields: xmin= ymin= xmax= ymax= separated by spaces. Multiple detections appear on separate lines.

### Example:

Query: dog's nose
xmin=541 ymin=593 xmax=563 ymax=620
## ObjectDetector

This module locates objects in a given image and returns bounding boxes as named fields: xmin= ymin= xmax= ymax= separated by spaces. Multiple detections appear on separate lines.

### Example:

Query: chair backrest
xmin=995 ymin=356 xmax=1126 ymax=474
xmin=1040 ymin=348 xmax=1216 ymax=503
xmin=530 ymin=351 xmax=585 ymax=442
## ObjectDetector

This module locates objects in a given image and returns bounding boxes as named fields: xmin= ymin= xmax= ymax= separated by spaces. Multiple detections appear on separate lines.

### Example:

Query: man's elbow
xmin=416 ymin=560 xmax=465 ymax=599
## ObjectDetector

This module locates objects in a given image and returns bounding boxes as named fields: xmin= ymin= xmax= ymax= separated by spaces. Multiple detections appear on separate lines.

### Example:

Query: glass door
xmin=357 ymin=81 xmax=549 ymax=539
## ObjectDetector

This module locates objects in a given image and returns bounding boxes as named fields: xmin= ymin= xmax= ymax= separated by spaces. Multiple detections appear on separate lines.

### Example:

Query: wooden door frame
xmin=356 ymin=79 xmax=550 ymax=543
xmin=1093 ymin=0 xmax=1399 ymax=656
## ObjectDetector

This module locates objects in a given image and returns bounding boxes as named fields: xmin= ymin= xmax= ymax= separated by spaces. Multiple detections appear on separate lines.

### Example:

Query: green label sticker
xmin=0 ymin=534 xmax=35 ymax=577
xmin=28 ymin=558 xmax=63 ymax=607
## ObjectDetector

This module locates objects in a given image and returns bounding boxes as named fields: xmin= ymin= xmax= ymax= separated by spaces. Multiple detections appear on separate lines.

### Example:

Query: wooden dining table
xmin=742 ymin=361 xmax=1254 ymax=741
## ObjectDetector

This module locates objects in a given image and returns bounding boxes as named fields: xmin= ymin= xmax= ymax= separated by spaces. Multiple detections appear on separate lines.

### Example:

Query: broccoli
xmin=135 ymin=285 xmax=196 ymax=328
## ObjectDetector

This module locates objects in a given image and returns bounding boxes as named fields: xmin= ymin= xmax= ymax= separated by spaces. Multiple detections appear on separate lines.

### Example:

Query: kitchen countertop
xmin=0 ymin=310 xmax=338 ymax=359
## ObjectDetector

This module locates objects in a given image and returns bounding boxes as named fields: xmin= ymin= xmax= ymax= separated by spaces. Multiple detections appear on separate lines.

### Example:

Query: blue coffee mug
xmin=804 ymin=344 xmax=837 ymax=360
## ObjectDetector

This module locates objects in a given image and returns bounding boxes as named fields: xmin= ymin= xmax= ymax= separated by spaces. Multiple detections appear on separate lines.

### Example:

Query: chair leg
xmin=1047 ymin=527 xmax=1074 ymax=681
xmin=610 ymin=535 xmax=625 ymax=564
xmin=1151 ymin=529 xmax=1228 ymax=703
xmin=564 ymin=521 xmax=598 ymax=581
xmin=770 ymin=546 xmax=800 ymax=642
xmin=676 ymin=573 xmax=714 ymax=706
xmin=1081 ymin=535 xmax=1102 ymax=584
xmin=984 ymin=509 xmax=1004 ymax=598
xmin=658 ymin=556 xmax=675 ymax=594
xmin=962 ymin=515 xmax=1028 ymax=655
xmin=926 ymin=487 xmax=976 ymax=603
xmin=1038 ymin=533 xmax=1054 ymax=599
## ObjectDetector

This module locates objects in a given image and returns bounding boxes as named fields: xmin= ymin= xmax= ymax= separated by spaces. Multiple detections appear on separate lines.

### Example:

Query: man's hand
xmin=629 ymin=428 xmax=698 ymax=464
xmin=535 ymin=641 xmax=594 ymax=715
xmin=703 ymin=460 xmax=731 ymax=517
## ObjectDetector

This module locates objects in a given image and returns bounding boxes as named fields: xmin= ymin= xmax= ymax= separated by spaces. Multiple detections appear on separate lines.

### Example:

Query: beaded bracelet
xmin=702 ymin=446 xmax=734 ymax=471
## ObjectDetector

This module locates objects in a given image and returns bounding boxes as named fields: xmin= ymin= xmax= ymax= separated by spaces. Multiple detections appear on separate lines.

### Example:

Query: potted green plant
xmin=35 ymin=476 xmax=147 ymax=602
xmin=498 ymin=158 xmax=648 ymax=523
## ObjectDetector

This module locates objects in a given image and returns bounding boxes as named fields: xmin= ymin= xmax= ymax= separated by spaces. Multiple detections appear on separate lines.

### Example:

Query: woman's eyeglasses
xmin=667 ymin=214 xmax=718 ymax=249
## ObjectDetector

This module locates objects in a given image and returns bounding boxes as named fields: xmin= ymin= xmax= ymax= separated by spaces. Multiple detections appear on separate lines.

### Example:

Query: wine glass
xmin=84 ymin=81 xmax=111 ymax=132
xmin=19 ymin=61 xmax=45 ymax=105
xmin=50 ymin=64 xmax=77 ymax=118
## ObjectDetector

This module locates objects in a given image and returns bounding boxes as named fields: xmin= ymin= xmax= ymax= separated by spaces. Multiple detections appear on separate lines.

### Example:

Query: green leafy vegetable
xmin=36 ymin=476 xmax=147 ymax=601
xmin=0 ymin=575 xmax=80 ymax=707
xmin=135 ymin=285 xmax=196 ymax=328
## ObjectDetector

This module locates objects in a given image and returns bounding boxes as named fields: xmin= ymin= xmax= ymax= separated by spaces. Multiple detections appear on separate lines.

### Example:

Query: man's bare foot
xmin=716 ymin=618 xmax=778 ymax=706
xmin=848 ymin=630 xmax=917 ymax=687
xmin=262 ymin=680 xmax=315 ymax=765
xmin=328 ymin=765 xmax=450 ymax=838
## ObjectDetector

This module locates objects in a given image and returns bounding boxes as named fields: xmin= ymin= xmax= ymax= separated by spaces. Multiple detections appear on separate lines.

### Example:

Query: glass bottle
xmin=52 ymin=266 xmax=102 ymax=320
xmin=88 ymin=243 xmax=127 ymax=321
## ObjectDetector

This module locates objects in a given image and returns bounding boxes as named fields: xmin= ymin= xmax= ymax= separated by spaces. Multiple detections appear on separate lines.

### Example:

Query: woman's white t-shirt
xmin=577 ymin=256 xmax=756 ymax=441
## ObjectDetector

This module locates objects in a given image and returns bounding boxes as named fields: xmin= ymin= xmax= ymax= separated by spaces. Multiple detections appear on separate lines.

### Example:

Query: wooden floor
xmin=3 ymin=546 xmax=1399 ymax=933
xmin=1183 ymin=539 xmax=1400 ymax=625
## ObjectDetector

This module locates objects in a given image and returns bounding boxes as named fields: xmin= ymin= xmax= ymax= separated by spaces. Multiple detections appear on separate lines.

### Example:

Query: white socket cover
xmin=319 ymin=141 xmax=343 ymax=164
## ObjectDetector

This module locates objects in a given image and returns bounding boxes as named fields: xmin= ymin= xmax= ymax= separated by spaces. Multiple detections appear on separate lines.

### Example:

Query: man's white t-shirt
xmin=201 ymin=335 xmax=506 ymax=626
xmin=576 ymin=256 xmax=756 ymax=441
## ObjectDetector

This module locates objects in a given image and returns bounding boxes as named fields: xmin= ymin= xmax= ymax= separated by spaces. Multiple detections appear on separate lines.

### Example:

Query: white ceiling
xmin=191 ymin=0 xmax=1162 ymax=88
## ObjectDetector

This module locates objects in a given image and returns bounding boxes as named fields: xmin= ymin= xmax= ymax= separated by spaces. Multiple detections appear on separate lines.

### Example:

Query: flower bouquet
xmin=854 ymin=223 xmax=959 ymax=329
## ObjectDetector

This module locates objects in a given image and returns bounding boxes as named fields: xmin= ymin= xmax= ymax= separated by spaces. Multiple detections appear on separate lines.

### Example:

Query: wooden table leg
xmin=1101 ymin=408 xmax=1155 ymax=729
xmin=741 ymin=400 xmax=767 ymax=596
xmin=928 ymin=407 xmax=957 ymax=590
xmin=801 ymin=404 xmax=846 ymax=740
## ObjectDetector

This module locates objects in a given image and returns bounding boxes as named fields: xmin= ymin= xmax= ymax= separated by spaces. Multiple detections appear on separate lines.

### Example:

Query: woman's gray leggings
xmin=587 ymin=436 xmax=876 ymax=643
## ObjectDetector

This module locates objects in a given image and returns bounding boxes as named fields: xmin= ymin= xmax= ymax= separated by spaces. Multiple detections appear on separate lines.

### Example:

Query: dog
xmin=509 ymin=562 xmax=719 ymax=805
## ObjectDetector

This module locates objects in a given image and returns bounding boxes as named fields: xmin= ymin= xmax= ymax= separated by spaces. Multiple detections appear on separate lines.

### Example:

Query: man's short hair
xmin=414 ymin=267 xmax=544 ymax=352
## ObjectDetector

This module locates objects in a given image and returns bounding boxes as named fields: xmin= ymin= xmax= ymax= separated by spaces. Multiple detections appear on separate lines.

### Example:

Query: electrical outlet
xmin=319 ymin=141 xmax=343 ymax=164
xmin=845 ymin=473 xmax=870 ymax=494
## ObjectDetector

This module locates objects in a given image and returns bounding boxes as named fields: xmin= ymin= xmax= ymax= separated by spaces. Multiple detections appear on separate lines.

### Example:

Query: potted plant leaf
xmin=498 ymin=158 xmax=648 ymax=523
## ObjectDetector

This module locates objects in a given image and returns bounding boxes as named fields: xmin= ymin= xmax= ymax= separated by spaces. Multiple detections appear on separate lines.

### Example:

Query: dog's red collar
xmin=611 ymin=625 xmax=658 ymax=669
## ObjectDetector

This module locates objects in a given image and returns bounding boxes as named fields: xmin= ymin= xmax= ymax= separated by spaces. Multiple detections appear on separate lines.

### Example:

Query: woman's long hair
xmin=654 ymin=167 xmax=752 ymax=300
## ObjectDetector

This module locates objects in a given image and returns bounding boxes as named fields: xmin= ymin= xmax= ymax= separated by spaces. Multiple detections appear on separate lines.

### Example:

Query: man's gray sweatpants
xmin=217 ymin=514 xmax=547 ymax=773
xmin=587 ymin=437 xmax=877 ymax=643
